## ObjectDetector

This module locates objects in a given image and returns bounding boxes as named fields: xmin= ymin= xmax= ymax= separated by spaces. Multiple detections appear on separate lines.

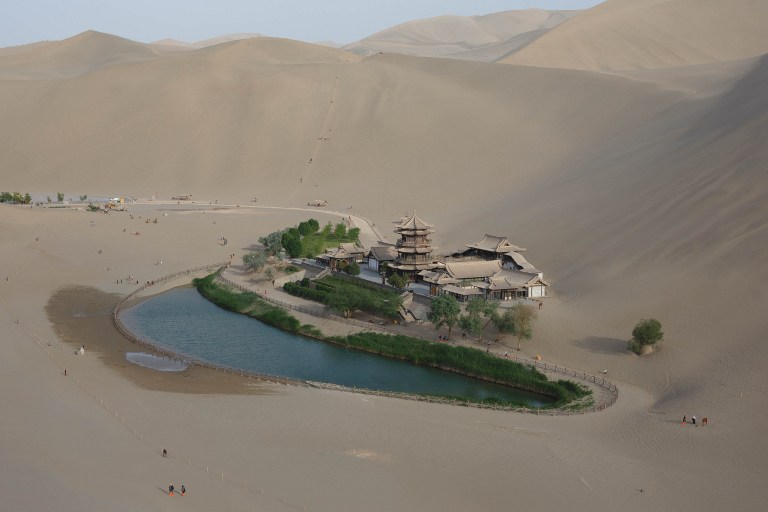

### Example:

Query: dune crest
xmin=344 ymin=9 xmax=580 ymax=62
xmin=504 ymin=0 xmax=768 ymax=70
xmin=0 ymin=30 xmax=158 ymax=79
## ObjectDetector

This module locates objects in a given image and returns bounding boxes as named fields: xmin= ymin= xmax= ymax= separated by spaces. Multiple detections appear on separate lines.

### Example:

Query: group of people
xmin=682 ymin=415 xmax=707 ymax=426
xmin=163 ymin=450 xmax=186 ymax=496
xmin=168 ymin=483 xmax=185 ymax=496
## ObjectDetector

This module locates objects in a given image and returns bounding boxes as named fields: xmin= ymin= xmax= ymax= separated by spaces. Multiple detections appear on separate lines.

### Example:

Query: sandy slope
xmin=344 ymin=9 xmax=579 ymax=61
xmin=1 ymin=13 xmax=767 ymax=512
xmin=0 ymin=31 xmax=158 ymax=79
xmin=504 ymin=0 xmax=768 ymax=70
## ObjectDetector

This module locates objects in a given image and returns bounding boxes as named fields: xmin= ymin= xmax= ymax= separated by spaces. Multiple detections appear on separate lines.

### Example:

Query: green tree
xmin=464 ymin=298 xmax=498 ymax=342
xmin=427 ymin=294 xmax=461 ymax=339
xmin=348 ymin=227 xmax=360 ymax=242
xmin=242 ymin=251 xmax=268 ymax=271
xmin=509 ymin=302 xmax=537 ymax=350
xmin=259 ymin=230 xmax=285 ymax=256
xmin=388 ymin=273 xmax=407 ymax=289
xmin=57 ymin=192 xmax=64 ymax=202
xmin=345 ymin=261 xmax=361 ymax=276
xmin=630 ymin=318 xmax=663 ymax=354
xmin=492 ymin=308 xmax=517 ymax=343
xmin=458 ymin=313 xmax=482 ymax=340
xmin=321 ymin=222 xmax=333 ymax=236
xmin=79 ymin=194 xmax=88 ymax=202
xmin=307 ymin=218 xmax=320 ymax=233
xmin=334 ymin=223 xmax=347 ymax=239
xmin=326 ymin=289 xmax=359 ymax=318
xmin=283 ymin=235 xmax=302 ymax=258
xmin=24 ymin=193 xmax=32 ymax=204
xmin=297 ymin=221 xmax=312 ymax=236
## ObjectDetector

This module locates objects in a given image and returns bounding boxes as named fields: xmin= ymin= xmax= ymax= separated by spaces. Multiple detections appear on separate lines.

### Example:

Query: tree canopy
xmin=632 ymin=318 xmax=663 ymax=346
xmin=242 ymin=251 xmax=268 ymax=271
xmin=259 ymin=230 xmax=285 ymax=256
xmin=459 ymin=313 xmax=483 ymax=339
xmin=508 ymin=302 xmax=537 ymax=350
xmin=427 ymin=294 xmax=461 ymax=339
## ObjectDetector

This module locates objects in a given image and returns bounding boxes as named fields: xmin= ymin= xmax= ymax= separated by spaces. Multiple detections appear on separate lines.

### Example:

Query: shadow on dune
xmin=572 ymin=336 xmax=631 ymax=355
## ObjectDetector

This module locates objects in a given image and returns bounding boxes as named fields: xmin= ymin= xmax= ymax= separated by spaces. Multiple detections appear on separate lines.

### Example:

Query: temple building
xmin=316 ymin=242 xmax=366 ymax=271
xmin=367 ymin=245 xmax=397 ymax=272
xmin=454 ymin=234 xmax=538 ymax=272
xmin=389 ymin=212 xmax=440 ymax=280
xmin=420 ymin=260 xmax=548 ymax=302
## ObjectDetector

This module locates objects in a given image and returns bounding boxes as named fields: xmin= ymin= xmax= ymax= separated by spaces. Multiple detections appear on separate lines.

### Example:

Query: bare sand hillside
xmin=0 ymin=31 xmax=158 ymax=79
xmin=151 ymin=33 xmax=263 ymax=51
xmin=504 ymin=0 xmax=768 ymax=70
xmin=1 ymin=11 xmax=767 ymax=512
xmin=344 ymin=9 xmax=580 ymax=61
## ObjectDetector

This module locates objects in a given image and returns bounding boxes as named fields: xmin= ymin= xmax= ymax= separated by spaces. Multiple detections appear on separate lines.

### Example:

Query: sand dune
xmin=151 ymin=33 xmax=263 ymax=51
xmin=0 ymin=31 xmax=158 ymax=79
xmin=344 ymin=9 xmax=579 ymax=61
xmin=1 ymin=7 xmax=767 ymax=511
xmin=504 ymin=0 xmax=768 ymax=70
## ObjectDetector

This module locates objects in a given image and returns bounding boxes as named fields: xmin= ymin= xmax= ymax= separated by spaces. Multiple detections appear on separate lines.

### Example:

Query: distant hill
xmin=344 ymin=9 xmax=580 ymax=62
xmin=151 ymin=33 xmax=262 ymax=51
xmin=0 ymin=30 xmax=157 ymax=79
xmin=503 ymin=0 xmax=768 ymax=70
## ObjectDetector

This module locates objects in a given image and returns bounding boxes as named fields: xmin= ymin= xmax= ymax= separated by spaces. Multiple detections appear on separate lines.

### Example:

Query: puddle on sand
xmin=126 ymin=352 xmax=189 ymax=372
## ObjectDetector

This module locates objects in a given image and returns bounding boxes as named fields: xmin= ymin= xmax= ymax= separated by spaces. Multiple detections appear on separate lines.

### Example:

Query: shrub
xmin=345 ymin=261 xmax=360 ymax=276
xmin=283 ymin=282 xmax=329 ymax=302
xmin=629 ymin=318 xmax=663 ymax=354
xmin=57 ymin=192 xmax=64 ymax=202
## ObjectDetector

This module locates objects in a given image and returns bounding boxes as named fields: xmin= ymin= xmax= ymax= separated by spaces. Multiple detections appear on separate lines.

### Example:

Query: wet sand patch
xmin=46 ymin=285 xmax=274 ymax=395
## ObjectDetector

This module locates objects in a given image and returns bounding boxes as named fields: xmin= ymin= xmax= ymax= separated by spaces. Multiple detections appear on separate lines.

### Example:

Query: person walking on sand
xmin=162 ymin=448 xmax=167 ymax=458
xmin=168 ymin=484 xmax=174 ymax=496
xmin=691 ymin=416 xmax=696 ymax=425
xmin=682 ymin=415 xmax=687 ymax=424
xmin=181 ymin=484 xmax=185 ymax=496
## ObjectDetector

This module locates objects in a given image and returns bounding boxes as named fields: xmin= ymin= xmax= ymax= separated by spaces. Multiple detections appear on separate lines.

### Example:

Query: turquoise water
xmin=120 ymin=287 xmax=552 ymax=406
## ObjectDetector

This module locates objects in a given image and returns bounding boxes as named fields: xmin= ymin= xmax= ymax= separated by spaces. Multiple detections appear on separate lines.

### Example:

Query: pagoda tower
xmin=391 ymin=212 xmax=438 ymax=279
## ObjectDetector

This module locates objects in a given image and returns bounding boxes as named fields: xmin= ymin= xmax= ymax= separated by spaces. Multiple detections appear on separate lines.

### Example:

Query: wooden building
xmin=454 ymin=234 xmax=539 ymax=272
xmin=420 ymin=260 xmax=548 ymax=301
xmin=316 ymin=242 xmax=366 ymax=271
xmin=390 ymin=213 xmax=440 ymax=280
xmin=367 ymin=245 xmax=397 ymax=272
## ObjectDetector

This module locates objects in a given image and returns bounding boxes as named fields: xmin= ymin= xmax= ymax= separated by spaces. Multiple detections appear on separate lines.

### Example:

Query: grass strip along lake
xmin=120 ymin=275 xmax=589 ymax=407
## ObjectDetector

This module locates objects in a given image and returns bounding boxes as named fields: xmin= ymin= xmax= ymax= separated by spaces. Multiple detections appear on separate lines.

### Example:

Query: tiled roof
xmin=444 ymin=260 xmax=503 ymax=279
xmin=394 ymin=212 xmax=434 ymax=231
xmin=368 ymin=246 xmax=397 ymax=261
xmin=466 ymin=234 xmax=526 ymax=253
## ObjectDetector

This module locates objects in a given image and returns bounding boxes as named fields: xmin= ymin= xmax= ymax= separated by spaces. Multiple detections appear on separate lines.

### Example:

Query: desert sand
xmin=2 ymin=0 xmax=767 ymax=510
xmin=343 ymin=9 xmax=580 ymax=62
